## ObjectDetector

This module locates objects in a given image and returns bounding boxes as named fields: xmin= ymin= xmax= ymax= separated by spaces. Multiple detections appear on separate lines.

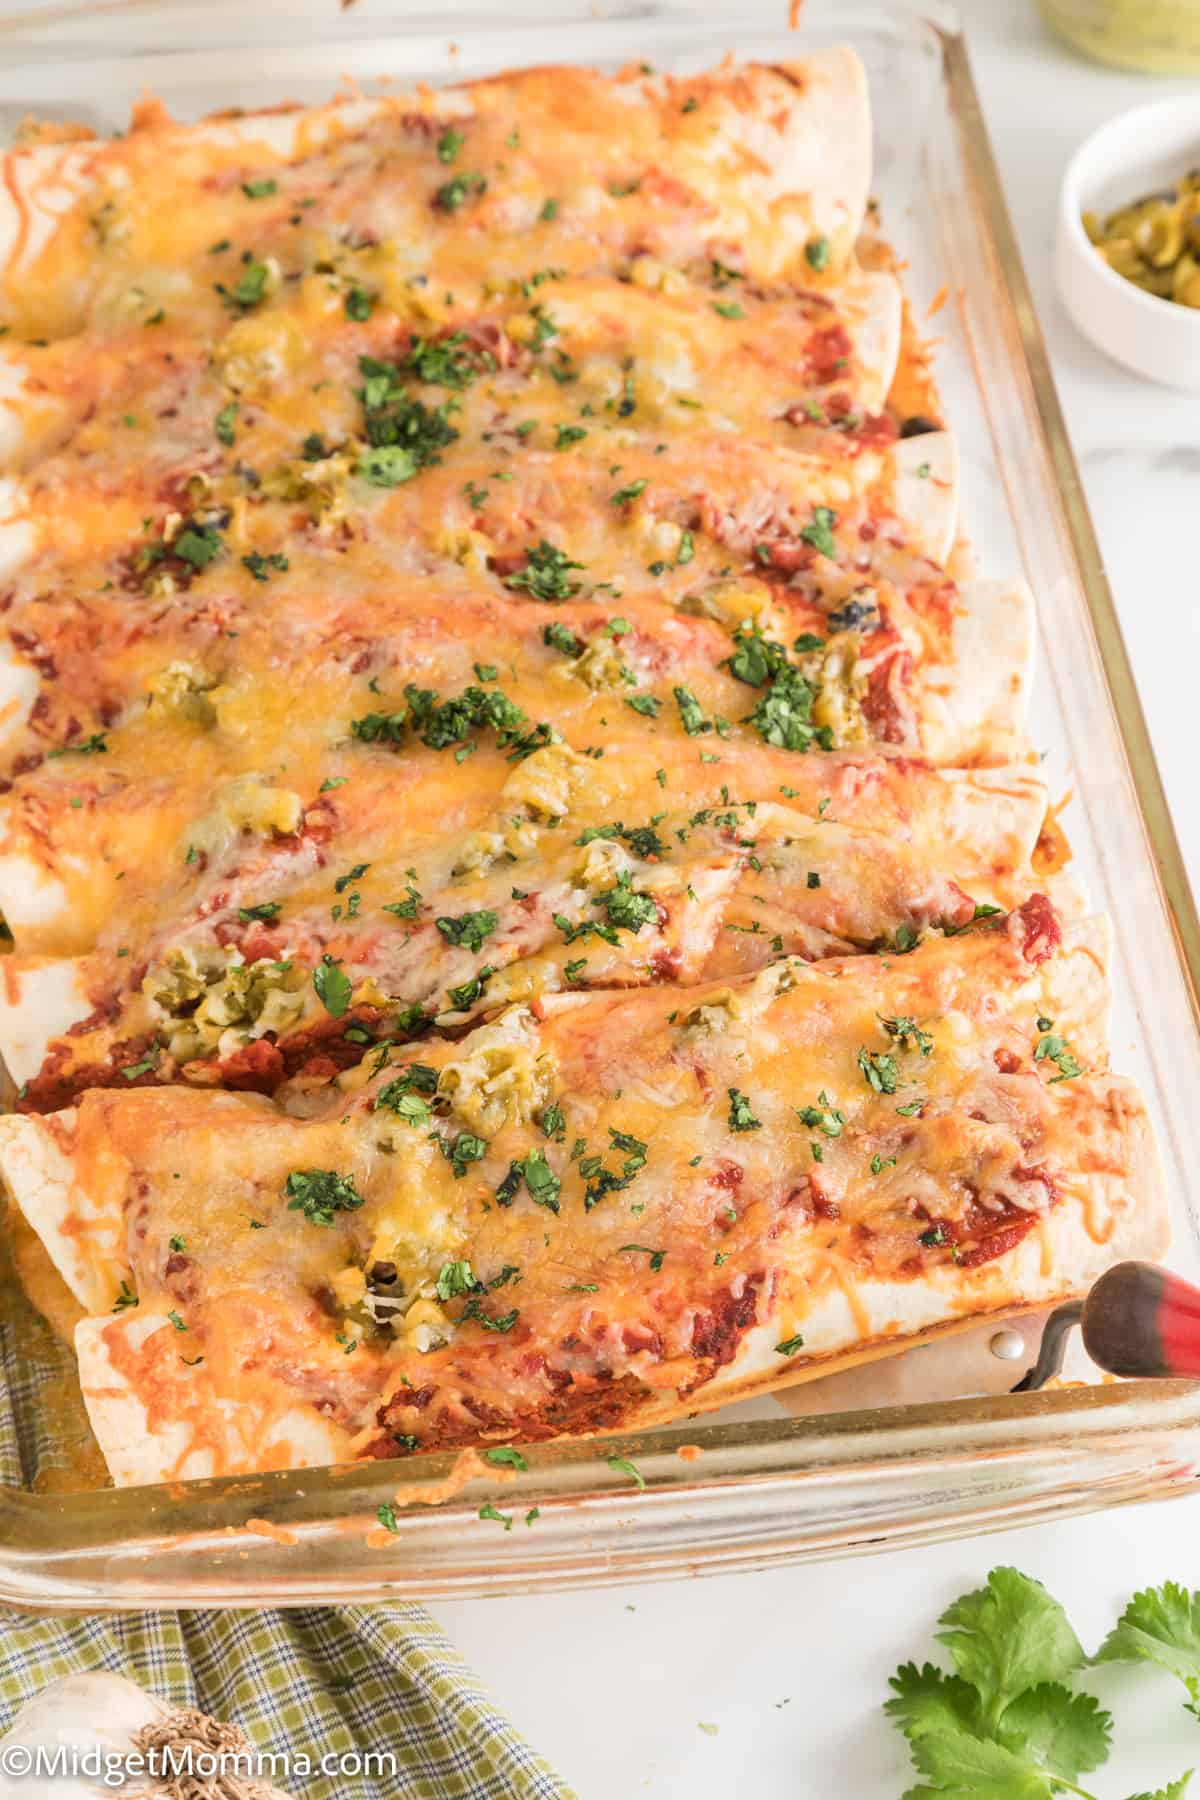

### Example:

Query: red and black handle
xmin=1081 ymin=1261 xmax=1200 ymax=1379
xmin=1013 ymin=1261 xmax=1200 ymax=1391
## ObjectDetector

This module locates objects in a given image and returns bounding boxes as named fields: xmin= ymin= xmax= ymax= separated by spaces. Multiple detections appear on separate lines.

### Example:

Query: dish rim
xmin=0 ymin=0 xmax=1198 ymax=1604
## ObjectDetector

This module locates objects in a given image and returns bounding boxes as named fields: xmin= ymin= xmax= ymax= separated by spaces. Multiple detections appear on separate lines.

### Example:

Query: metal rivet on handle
xmin=989 ymin=1328 xmax=1026 ymax=1361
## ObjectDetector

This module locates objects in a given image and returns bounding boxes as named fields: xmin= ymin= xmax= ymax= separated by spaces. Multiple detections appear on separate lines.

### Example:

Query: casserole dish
xmin=0 ymin=0 xmax=1198 ymax=1607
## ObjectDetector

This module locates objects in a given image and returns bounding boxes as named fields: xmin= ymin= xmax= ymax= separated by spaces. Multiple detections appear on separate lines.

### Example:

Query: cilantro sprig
xmin=1097 ymin=1584 xmax=1200 ymax=1719
xmin=887 ymin=1566 xmax=1195 ymax=1800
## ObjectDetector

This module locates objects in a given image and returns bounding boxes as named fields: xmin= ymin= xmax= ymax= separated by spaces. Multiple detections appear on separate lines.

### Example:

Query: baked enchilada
xmin=0 ymin=45 xmax=1167 ymax=1487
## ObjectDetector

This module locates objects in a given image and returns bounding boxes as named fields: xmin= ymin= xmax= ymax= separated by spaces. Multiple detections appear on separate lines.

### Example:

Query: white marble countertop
xmin=431 ymin=4 xmax=1200 ymax=1794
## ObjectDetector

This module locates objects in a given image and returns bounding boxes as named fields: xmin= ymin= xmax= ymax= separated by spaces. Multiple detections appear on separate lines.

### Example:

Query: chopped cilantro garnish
xmin=434 ymin=171 xmax=486 ymax=212
xmin=174 ymin=524 xmax=224 ymax=570
xmin=595 ymin=870 xmax=657 ymax=934
xmin=880 ymin=1015 xmax=934 ymax=1057
xmin=727 ymin=1087 xmax=762 ymax=1133
xmin=444 ymin=965 xmax=496 ymax=1012
xmin=227 ymin=260 xmax=270 ymax=309
xmin=543 ymin=620 xmax=584 ymax=657
xmin=435 ymin=1259 xmax=478 ymax=1300
xmin=485 ymin=1446 xmax=529 ymax=1471
xmin=241 ymin=550 xmax=289 ymax=581
xmin=606 ymin=1454 xmax=646 ymax=1488
xmin=438 ymin=1131 xmax=489 ymax=1178
xmin=674 ymin=685 xmax=711 ymax=736
xmin=858 ymin=1047 xmax=900 ymax=1094
xmin=312 ymin=954 xmax=352 ymax=1017
xmin=618 ymin=1243 xmax=665 ymax=1272
xmin=238 ymin=901 xmax=281 ymax=923
xmin=503 ymin=539 xmax=585 ymax=602
xmin=796 ymin=1091 xmax=845 ymax=1137
xmin=285 ymin=1168 xmax=364 ymax=1226
xmin=581 ymin=1127 xmax=648 ymax=1210
xmin=478 ymin=1503 xmax=514 ymax=1528
xmin=47 ymin=732 xmax=107 ymax=759
xmin=1035 ymin=1033 xmax=1083 ymax=1083
xmin=459 ymin=1298 xmax=518 ymax=1332
xmin=799 ymin=505 xmax=838 ymax=559
xmin=436 ymin=909 xmax=497 ymax=953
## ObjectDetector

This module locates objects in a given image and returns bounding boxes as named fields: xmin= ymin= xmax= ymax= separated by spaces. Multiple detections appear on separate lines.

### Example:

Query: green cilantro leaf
xmin=903 ymin=1727 xmax=1058 ymax=1798
xmin=994 ymin=1685 xmax=1111 ymax=1783
xmin=858 ymin=1047 xmax=900 ymax=1095
xmin=312 ymin=954 xmax=352 ymax=1017
xmin=1034 ymin=1033 xmax=1083 ymax=1084
xmin=228 ymin=260 xmax=270 ymax=309
xmin=435 ymin=909 xmax=497 ymax=953
xmin=174 ymin=524 xmax=224 ymax=570
xmin=674 ymin=685 xmax=711 ymax=736
xmin=727 ymin=1086 xmax=762 ymax=1132
xmin=438 ymin=1131 xmax=489 ymax=1179
xmin=605 ymin=1454 xmax=646 ymax=1489
xmin=936 ymin=1568 xmax=1087 ymax=1727
xmin=284 ymin=1168 xmax=364 ymax=1227
xmin=485 ymin=1445 xmax=529 ymax=1471
xmin=1096 ymin=1585 xmax=1200 ymax=1716
xmin=435 ymin=1258 xmax=478 ymax=1300
xmin=886 ymin=1662 xmax=981 ymax=1741
xmin=503 ymin=539 xmax=585 ymax=601
xmin=799 ymin=504 xmax=838 ymax=559
xmin=883 ymin=1567 xmax=1196 ymax=1800
xmin=435 ymin=172 xmax=486 ymax=212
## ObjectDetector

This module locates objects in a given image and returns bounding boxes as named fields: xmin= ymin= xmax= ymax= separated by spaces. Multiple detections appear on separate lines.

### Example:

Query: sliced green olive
xmin=1085 ymin=170 xmax=1200 ymax=308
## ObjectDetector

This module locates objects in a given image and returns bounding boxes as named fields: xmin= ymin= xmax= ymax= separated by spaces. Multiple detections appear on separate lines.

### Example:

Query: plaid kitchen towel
xmin=0 ymin=1262 xmax=576 ymax=1800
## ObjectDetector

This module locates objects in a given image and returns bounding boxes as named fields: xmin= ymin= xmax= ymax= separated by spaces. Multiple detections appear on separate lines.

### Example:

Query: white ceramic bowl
xmin=1057 ymin=96 xmax=1200 ymax=389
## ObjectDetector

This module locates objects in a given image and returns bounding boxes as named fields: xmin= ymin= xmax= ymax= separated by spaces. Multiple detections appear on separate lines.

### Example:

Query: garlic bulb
xmin=0 ymin=1673 xmax=165 ymax=1797
xmin=0 ymin=1672 xmax=291 ymax=1798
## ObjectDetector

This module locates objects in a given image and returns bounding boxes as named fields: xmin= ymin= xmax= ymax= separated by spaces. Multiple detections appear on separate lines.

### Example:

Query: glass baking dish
xmin=1 ymin=0 xmax=1199 ymax=1609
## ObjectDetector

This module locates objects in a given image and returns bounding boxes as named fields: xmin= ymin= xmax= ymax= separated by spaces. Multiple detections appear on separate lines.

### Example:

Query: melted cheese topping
xmin=0 ymin=913 xmax=1158 ymax=1477
xmin=0 ymin=47 xmax=1160 ymax=1488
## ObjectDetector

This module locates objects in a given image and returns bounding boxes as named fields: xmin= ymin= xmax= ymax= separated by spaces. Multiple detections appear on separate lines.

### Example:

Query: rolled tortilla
xmin=894 ymin=431 xmax=960 ymax=568
xmin=0 ymin=908 xmax=1163 ymax=1486
xmin=74 ymin=1309 xmax=354 ymax=1486
xmin=0 ymin=794 xmax=1064 ymax=1099
xmin=1 ymin=49 xmax=872 ymax=338
xmin=921 ymin=578 xmax=1037 ymax=765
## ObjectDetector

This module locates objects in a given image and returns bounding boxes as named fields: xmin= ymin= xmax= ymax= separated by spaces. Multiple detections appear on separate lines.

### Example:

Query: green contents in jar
xmin=1084 ymin=169 xmax=1200 ymax=308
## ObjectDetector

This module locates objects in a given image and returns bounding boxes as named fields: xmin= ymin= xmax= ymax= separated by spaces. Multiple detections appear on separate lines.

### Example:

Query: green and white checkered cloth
xmin=0 ymin=1278 xmax=576 ymax=1800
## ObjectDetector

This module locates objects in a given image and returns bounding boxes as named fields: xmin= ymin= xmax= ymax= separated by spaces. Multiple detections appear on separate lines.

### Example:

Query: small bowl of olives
xmin=1057 ymin=96 xmax=1200 ymax=388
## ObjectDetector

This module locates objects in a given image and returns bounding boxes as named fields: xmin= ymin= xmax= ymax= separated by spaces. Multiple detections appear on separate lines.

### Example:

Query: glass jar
xmin=1038 ymin=0 xmax=1200 ymax=71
